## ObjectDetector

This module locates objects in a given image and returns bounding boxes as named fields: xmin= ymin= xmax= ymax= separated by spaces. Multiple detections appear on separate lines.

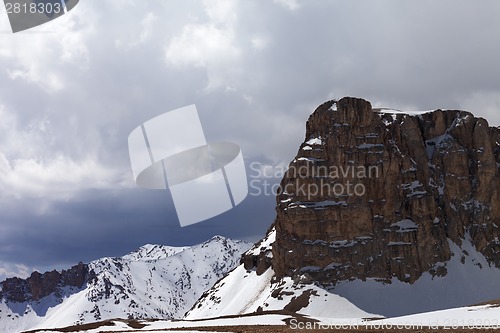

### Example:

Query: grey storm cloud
xmin=0 ymin=0 xmax=500 ymax=279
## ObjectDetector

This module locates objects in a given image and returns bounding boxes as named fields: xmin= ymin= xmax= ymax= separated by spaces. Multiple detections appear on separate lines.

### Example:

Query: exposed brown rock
xmin=283 ymin=289 xmax=317 ymax=313
xmin=270 ymin=97 xmax=500 ymax=284
xmin=241 ymin=225 xmax=274 ymax=275
xmin=0 ymin=262 xmax=89 ymax=302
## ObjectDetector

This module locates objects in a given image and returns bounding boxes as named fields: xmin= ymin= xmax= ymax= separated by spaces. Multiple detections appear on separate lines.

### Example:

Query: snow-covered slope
xmin=186 ymin=229 xmax=500 ymax=323
xmin=21 ymin=305 xmax=500 ymax=333
xmin=18 ymin=314 xmax=292 ymax=333
xmin=186 ymin=230 xmax=380 ymax=320
xmin=0 ymin=236 xmax=250 ymax=333
xmin=333 ymin=234 xmax=500 ymax=317
xmin=186 ymin=265 xmax=378 ymax=320
xmin=374 ymin=303 xmax=500 ymax=328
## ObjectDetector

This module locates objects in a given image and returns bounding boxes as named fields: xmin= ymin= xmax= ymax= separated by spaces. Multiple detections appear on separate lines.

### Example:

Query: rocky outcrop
xmin=241 ymin=226 xmax=275 ymax=275
xmin=270 ymin=97 xmax=500 ymax=284
xmin=0 ymin=262 xmax=89 ymax=303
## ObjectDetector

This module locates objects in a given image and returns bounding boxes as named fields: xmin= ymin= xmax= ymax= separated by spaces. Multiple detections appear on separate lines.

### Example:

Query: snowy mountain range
xmin=188 ymin=228 xmax=500 ymax=320
xmin=186 ymin=228 xmax=381 ymax=320
xmin=188 ymin=97 xmax=500 ymax=323
xmin=2 ymin=97 xmax=500 ymax=332
xmin=14 ymin=229 xmax=500 ymax=333
xmin=0 ymin=236 xmax=250 ymax=333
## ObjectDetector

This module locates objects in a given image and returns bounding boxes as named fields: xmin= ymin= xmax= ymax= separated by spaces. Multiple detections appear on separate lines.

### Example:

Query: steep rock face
xmin=272 ymin=97 xmax=500 ymax=284
xmin=0 ymin=263 xmax=88 ymax=303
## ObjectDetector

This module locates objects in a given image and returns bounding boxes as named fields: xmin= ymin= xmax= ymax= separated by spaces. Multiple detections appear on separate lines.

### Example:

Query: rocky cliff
xmin=0 ymin=262 xmax=89 ymax=303
xmin=268 ymin=97 xmax=500 ymax=284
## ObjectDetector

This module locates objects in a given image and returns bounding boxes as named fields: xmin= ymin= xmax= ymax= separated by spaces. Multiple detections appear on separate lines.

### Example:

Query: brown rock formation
xmin=0 ymin=262 xmax=89 ymax=302
xmin=270 ymin=97 xmax=500 ymax=284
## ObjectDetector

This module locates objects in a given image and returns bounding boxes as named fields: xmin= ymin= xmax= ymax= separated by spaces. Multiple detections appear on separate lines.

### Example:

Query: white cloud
xmin=273 ymin=0 xmax=301 ymax=11
xmin=0 ymin=2 xmax=94 ymax=92
xmin=165 ymin=24 xmax=239 ymax=68
xmin=58 ymin=17 xmax=94 ymax=69
xmin=202 ymin=0 xmax=238 ymax=25
xmin=7 ymin=68 xmax=64 ymax=93
xmin=115 ymin=11 xmax=157 ymax=50
xmin=0 ymin=263 xmax=32 ymax=280
xmin=0 ymin=153 xmax=124 ymax=200
xmin=0 ymin=106 xmax=51 ymax=157
xmin=0 ymin=106 xmax=129 ymax=201
xmin=251 ymin=36 xmax=269 ymax=50
xmin=164 ymin=0 xmax=242 ymax=90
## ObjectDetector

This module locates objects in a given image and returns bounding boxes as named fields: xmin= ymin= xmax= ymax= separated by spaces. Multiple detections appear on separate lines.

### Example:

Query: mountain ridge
xmin=0 ymin=236 xmax=251 ymax=332
xmin=195 ymin=96 xmax=500 ymax=318
xmin=3 ymin=96 xmax=500 ymax=330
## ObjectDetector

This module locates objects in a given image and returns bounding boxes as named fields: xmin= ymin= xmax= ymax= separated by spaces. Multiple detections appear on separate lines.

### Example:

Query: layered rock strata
xmin=269 ymin=97 xmax=500 ymax=284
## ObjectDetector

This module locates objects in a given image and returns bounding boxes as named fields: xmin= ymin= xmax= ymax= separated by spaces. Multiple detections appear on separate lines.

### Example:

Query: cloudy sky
xmin=0 ymin=0 xmax=499 ymax=280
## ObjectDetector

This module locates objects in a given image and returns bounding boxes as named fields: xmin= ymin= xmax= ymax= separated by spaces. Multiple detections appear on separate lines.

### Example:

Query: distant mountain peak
xmin=122 ymin=243 xmax=190 ymax=261
xmin=0 ymin=237 xmax=251 ymax=332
